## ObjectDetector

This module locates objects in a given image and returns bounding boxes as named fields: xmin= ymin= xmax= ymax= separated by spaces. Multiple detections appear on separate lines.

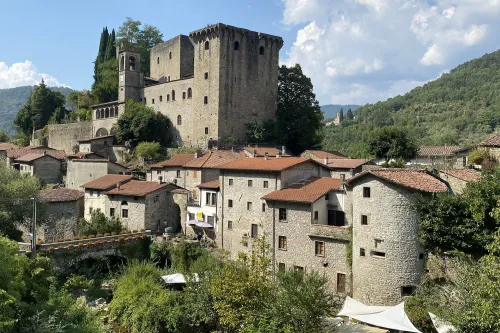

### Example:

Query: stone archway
xmin=96 ymin=128 xmax=109 ymax=137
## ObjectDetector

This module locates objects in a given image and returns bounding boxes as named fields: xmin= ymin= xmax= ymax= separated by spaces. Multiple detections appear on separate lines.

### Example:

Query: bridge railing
xmin=37 ymin=230 xmax=152 ymax=252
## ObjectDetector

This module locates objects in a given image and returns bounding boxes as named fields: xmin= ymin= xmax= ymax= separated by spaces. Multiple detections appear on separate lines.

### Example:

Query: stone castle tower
xmin=91 ymin=23 xmax=283 ymax=147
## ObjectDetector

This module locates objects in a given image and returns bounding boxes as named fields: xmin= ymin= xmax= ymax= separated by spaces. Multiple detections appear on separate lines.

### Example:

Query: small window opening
xmin=234 ymin=41 xmax=240 ymax=50
xmin=169 ymin=52 xmax=172 ymax=59
xmin=360 ymin=248 xmax=365 ymax=256
xmin=361 ymin=215 xmax=368 ymax=225
xmin=259 ymin=46 xmax=264 ymax=55
xmin=187 ymin=88 xmax=192 ymax=98
xmin=177 ymin=115 xmax=182 ymax=125
xmin=371 ymin=251 xmax=386 ymax=258
xmin=160 ymin=95 xmax=163 ymax=102
xmin=228 ymin=199 xmax=233 ymax=208
xmin=129 ymin=56 xmax=136 ymax=71
xmin=228 ymin=220 xmax=233 ymax=229
xmin=157 ymin=57 xmax=159 ymax=64
xmin=204 ymin=96 xmax=208 ymax=104
xmin=251 ymin=224 xmax=258 ymax=238
xmin=205 ymin=41 xmax=210 ymax=50
xmin=401 ymin=286 xmax=416 ymax=297
xmin=172 ymin=90 xmax=175 ymax=101
xmin=183 ymin=92 xmax=186 ymax=99
xmin=278 ymin=236 xmax=287 ymax=250
xmin=279 ymin=208 xmax=287 ymax=221
xmin=205 ymin=127 xmax=208 ymax=135
xmin=204 ymin=72 xmax=209 ymax=80
xmin=363 ymin=187 xmax=371 ymax=198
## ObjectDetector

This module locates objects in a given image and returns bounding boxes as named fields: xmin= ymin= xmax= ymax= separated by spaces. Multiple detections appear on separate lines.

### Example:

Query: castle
xmin=91 ymin=23 xmax=283 ymax=147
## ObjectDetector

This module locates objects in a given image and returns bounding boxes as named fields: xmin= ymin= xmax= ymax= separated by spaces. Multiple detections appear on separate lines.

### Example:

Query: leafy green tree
xmin=76 ymin=211 xmax=123 ymax=236
xmin=0 ymin=130 xmax=9 ymax=142
xmin=68 ymin=108 xmax=92 ymax=122
xmin=468 ymin=149 xmax=490 ymax=165
xmin=346 ymin=108 xmax=354 ymax=120
xmin=369 ymin=126 xmax=418 ymax=161
xmin=117 ymin=18 xmax=163 ymax=77
xmin=136 ymin=141 xmax=162 ymax=161
xmin=115 ymin=100 xmax=172 ymax=147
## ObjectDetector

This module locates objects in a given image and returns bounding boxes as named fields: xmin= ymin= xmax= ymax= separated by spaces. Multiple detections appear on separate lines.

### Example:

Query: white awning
xmin=337 ymin=297 xmax=421 ymax=333
xmin=336 ymin=322 xmax=388 ymax=333
xmin=161 ymin=273 xmax=200 ymax=284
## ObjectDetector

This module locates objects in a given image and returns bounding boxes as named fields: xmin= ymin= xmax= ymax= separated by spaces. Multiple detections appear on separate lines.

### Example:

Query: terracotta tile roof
xmin=82 ymin=174 xmax=134 ymax=190
xmin=327 ymin=158 xmax=371 ymax=169
xmin=39 ymin=188 xmax=84 ymax=202
xmin=0 ymin=143 xmax=19 ymax=151
xmin=346 ymin=169 xmax=448 ymax=193
xmin=198 ymin=180 xmax=220 ymax=190
xmin=480 ymin=133 xmax=500 ymax=147
xmin=263 ymin=177 xmax=341 ymax=203
xmin=417 ymin=146 xmax=460 ymax=157
xmin=440 ymin=169 xmax=481 ymax=182
xmin=301 ymin=150 xmax=347 ymax=160
xmin=218 ymin=157 xmax=325 ymax=172
xmin=244 ymin=147 xmax=291 ymax=157
xmin=15 ymin=153 xmax=48 ymax=163
xmin=150 ymin=154 xmax=196 ymax=168
xmin=7 ymin=147 xmax=66 ymax=160
xmin=104 ymin=180 xmax=171 ymax=197
xmin=184 ymin=150 xmax=245 ymax=168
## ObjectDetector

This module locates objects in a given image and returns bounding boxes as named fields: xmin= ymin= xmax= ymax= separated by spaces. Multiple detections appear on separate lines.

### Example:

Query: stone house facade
xmin=439 ymin=169 xmax=480 ymax=194
xmin=345 ymin=169 xmax=449 ymax=306
xmin=478 ymin=133 xmax=500 ymax=161
xmin=66 ymin=159 xmax=129 ymax=190
xmin=91 ymin=23 xmax=283 ymax=147
xmin=16 ymin=153 xmax=62 ymax=184
xmin=38 ymin=188 xmax=84 ymax=242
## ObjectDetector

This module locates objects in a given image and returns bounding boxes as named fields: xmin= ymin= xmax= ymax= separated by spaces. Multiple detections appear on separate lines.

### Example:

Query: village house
xmin=242 ymin=146 xmax=291 ymax=158
xmin=439 ymin=169 xmax=480 ymax=194
xmin=82 ymin=174 xmax=184 ymax=232
xmin=185 ymin=179 xmax=220 ymax=239
xmin=38 ymin=188 xmax=84 ymax=242
xmin=478 ymin=132 xmax=500 ymax=160
xmin=409 ymin=146 xmax=470 ymax=168
xmin=16 ymin=152 xmax=63 ymax=184
xmin=216 ymin=157 xmax=332 ymax=257
xmin=327 ymin=158 xmax=375 ymax=179
xmin=345 ymin=169 xmax=449 ymax=306
xmin=66 ymin=159 xmax=129 ymax=190
xmin=262 ymin=177 xmax=350 ymax=294
xmin=77 ymin=136 xmax=127 ymax=162
xmin=300 ymin=149 xmax=347 ymax=161
xmin=0 ymin=143 xmax=19 ymax=159
xmin=6 ymin=146 xmax=66 ymax=167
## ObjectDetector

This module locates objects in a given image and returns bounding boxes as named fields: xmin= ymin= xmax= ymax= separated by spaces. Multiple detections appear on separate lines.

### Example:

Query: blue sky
xmin=1 ymin=0 xmax=499 ymax=105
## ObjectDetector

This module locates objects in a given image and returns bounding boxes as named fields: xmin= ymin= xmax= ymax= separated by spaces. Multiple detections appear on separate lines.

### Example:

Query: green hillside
xmin=0 ymin=86 xmax=73 ymax=133
xmin=323 ymin=50 xmax=500 ymax=158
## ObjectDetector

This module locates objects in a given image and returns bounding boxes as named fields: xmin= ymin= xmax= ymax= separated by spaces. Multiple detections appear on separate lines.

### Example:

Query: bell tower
xmin=118 ymin=48 xmax=143 ymax=103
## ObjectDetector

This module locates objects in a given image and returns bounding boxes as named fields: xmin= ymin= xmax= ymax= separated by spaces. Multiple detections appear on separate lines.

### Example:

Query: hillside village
xmin=2 ymin=18 xmax=500 ymax=333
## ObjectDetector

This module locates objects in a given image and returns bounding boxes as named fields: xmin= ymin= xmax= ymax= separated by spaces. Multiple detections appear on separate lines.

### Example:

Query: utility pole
xmin=31 ymin=198 xmax=37 ymax=255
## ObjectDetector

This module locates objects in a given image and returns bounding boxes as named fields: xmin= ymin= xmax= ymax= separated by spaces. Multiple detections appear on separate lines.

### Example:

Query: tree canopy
xmin=76 ymin=211 xmax=123 ymax=236
xmin=369 ymin=126 xmax=418 ymax=162
xmin=91 ymin=27 xmax=118 ymax=104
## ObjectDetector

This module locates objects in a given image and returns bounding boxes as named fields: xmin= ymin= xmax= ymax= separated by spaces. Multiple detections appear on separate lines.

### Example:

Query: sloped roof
xmin=346 ymin=169 xmax=448 ymax=193
xmin=39 ymin=188 xmax=84 ymax=202
xmin=328 ymin=158 xmax=371 ymax=169
xmin=244 ymin=147 xmax=291 ymax=157
xmin=440 ymin=169 xmax=481 ymax=182
xmin=15 ymin=153 xmax=60 ymax=163
xmin=417 ymin=146 xmax=460 ymax=157
xmin=218 ymin=157 xmax=325 ymax=172
xmin=263 ymin=177 xmax=341 ymax=203
xmin=66 ymin=152 xmax=104 ymax=159
xmin=7 ymin=147 xmax=66 ymax=160
xmin=150 ymin=154 xmax=196 ymax=168
xmin=301 ymin=150 xmax=347 ymax=160
xmin=0 ymin=143 xmax=19 ymax=151
xmin=104 ymin=180 xmax=172 ymax=197
xmin=197 ymin=180 xmax=220 ymax=190
xmin=184 ymin=150 xmax=245 ymax=168
xmin=82 ymin=174 xmax=134 ymax=190
xmin=480 ymin=133 xmax=500 ymax=147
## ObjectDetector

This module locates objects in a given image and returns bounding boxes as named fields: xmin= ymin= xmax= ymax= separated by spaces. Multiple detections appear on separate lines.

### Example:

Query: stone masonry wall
xmin=33 ymin=156 xmax=62 ymax=184
xmin=439 ymin=173 xmax=467 ymax=194
xmin=47 ymin=122 xmax=93 ymax=153
xmin=41 ymin=199 xmax=84 ymax=242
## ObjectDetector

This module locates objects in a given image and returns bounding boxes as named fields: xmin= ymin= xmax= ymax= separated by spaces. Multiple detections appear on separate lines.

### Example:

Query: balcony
xmin=187 ymin=198 xmax=200 ymax=207
xmin=309 ymin=224 xmax=350 ymax=241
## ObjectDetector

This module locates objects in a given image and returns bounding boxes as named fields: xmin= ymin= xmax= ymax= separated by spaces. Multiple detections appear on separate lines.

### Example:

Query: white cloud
xmin=0 ymin=61 xmax=68 ymax=89
xmin=280 ymin=0 xmax=500 ymax=104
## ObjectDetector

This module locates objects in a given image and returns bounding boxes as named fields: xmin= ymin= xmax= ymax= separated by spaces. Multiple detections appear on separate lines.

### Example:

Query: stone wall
xmin=33 ymin=156 xmax=62 ymax=184
xmin=41 ymin=199 xmax=84 ymax=242
xmin=439 ymin=173 xmax=468 ymax=194
xmin=350 ymin=175 xmax=426 ymax=306
xmin=46 ymin=122 xmax=93 ymax=153
xmin=150 ymin=35 xmax=194 ymax=81
xmin=67 ymin=160 xmax=127 ymax=190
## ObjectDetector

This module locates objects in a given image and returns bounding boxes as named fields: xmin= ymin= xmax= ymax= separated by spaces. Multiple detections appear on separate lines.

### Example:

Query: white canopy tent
xmin=161 ymin=273 xmax=200 ymax=284
xmin=337 ymin=297 xmax=422 ymax=333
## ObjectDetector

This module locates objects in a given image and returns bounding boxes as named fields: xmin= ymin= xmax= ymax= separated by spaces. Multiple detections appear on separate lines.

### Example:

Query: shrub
xmin=63 ymin=274 xmax=94 ymax=291
xmin=104 ymin=233 xmax=110 ymax=236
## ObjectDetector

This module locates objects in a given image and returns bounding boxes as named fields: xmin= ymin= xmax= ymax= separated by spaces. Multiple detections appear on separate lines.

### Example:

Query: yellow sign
xmin=196 ymin=212 xmax=204 ymax=221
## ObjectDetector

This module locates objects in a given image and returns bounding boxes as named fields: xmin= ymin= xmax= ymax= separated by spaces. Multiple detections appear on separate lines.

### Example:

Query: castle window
xmin=315 ymin=241 xmax=325 ymax=257
xmin=169 ymin=52 xmax=172 ymax=59
xmin=182 ymin=92 xmax=186 ymax=99
xmin=314 ymin=211 xmax=318 ymax=220
xmin=371 ymin=251 xmax=386 ymax=258
xmin=204 ymin=72 xmax=209 ymax=80
xmin=337 ymin=273 xmax=346 ymax=293
xmin=228 ymin=199 xmax=233 ymax=208
xmin=204 ymin=41 xmax=209 ymax=50
xmin=259 ymin=46 xmax=264 ymax=55
xmin=96 ymin=110 xmax=100 ymax=119
xmin=228 ymin=220 xmax=233 ymax=229
xmin=152 ymin=98 xmax=155 ymax=104
xmin=172 ymin=90 xmax=175 ymax=101
xmin=205 ymin=127 xmax=208 ymax=135
xmin=167 ymin=94 xmax=170 ymax=102
xmin=204 ymin=96 xmax=208 ymax=104
xmin=187 ymin=88 xmax=192 ymax=98
xmin=419 ymin=253 xmax=425 ymax=260
xmin=248 ymin=180 xmax=253 ymax=187
xmin=120 ymin=56 xmax=125 ymax=71
xmin=168 ymin=76 xmax=170 ymax=81
xmin=363 ymin=187 xmax=371 ymax=198
xmin=360 ymin=248 xmax=365 ymax=256
xmin=262 ymin=203 xmax=266 ymax=212
xmin=177 ymin=115 xmax=182 ymax=125
xmin=251 ymin=224 xmax=258 ymax=238
xmin=157 ymin=57 xmax=159 ymax=64
xmin=247 ymin=202 xmax=252 ymax=210
xmin=263 ymin=181 xmax=269 ymax=188
xmin=160 ymin=95 xmax=163 ymax=102
xmin=278 ymin=236 xmax=287 ymax=250
xmin=234 ymin=41 xmax=240 ymax=50
xmin=129 ymin=56 xmax=136 ymax=71
xmin=361 ymin=215 xmax=368 ymax=225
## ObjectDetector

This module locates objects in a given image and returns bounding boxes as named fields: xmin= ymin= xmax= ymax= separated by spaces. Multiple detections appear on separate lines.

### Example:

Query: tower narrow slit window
xmin=259 ymin=46 xmax=264 ymax=55
xmin=205 ymin=41 xmax=210 ymax=50
xmin=234 ymin=41 xmax=240 ymax=50
xmin=177 ymin=115 xmax=182 ymax=125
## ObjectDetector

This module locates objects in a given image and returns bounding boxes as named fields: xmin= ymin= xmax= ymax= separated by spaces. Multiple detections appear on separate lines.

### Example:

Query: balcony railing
xmin=309 ymin=224 xmax=350 ymax=241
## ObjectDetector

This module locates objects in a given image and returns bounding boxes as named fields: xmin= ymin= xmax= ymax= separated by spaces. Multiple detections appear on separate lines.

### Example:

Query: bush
xmin=63 ymin=274 xmax=94 ymax=291
xmin=469 ymin=149 xmax=490 ymax=165
xmin=77 ymin=211 xmax=123 ymax=236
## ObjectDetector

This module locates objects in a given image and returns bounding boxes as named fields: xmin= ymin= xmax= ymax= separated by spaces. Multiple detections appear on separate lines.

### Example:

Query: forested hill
xmin=323 ymin=49 xmax=500 ymax=158
xmin=0 ymin=86 xmax=73 ymax=133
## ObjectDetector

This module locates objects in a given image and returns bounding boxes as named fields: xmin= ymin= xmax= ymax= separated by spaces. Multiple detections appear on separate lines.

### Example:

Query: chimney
xmin=43 ymin=151 xmax=46 ymax=156
xmin=324 ymin=156 xmax=329 ymax=165
xmin=264 ymin=152 xmax=269 ymax=160
xmin=194 ymin=150 xmax=201 ymax=158
xmin=276 ymin=151 xmax=281 ymax=158
xmin=281 ymin=146 xmax=286 ymax=155
xmin=116 ymin=182 xmax=121 ymax=190
xmin=253 ymin=150 xmax=257 ymax=158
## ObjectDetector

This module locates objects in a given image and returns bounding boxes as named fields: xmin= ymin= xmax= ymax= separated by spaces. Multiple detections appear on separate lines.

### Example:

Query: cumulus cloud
xmin=280 ymin=0 xmax=500 ymax=104
xmin=0 ymin=61 xmax=68 ymax=89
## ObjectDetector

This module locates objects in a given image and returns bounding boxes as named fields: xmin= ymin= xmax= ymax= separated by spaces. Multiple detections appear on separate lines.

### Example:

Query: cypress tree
xmin=338 ymin=108 xmax=344 ymax=123
xmin=104 ymin=29 xmax=116 ymax=61
xmin=346 ymin=108 xmax=354 ymax=120
xmin=93 ymin=27 xmax=109 ymax=83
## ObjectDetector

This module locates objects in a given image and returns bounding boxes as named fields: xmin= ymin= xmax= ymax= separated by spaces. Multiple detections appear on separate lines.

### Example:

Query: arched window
xmin=169 ymin=52 xmax=172 ymax=59
xmin=204 ymin=41 xmax=209 ymax=50
xmin=110 ymin=108 xmax=114 ymax=118
xmin=96 ymin=110 xmax=100 ymax=119
xmin=172 ymin=90 xmax=175 ymax=101
xmin=100 ymin=109 xmax=104 ymax=119
xmin=259 ymin=46 xmax=265 ymax=55
xmin=187 ymin=88 xmax=192 ymax=98
xmin=234 ymin=41 xmax=240 ymax=50
xmin=157 ymin=57 xmax=160 ymax=64
xmin=182 ymin=92 xmax=186 ymax=99
xmin=177 ymin=115 xmax=182 ymax=125
xmin=129 ymin=56 xmax=136 ymax=71
xmin=121 ymin=201 xmax=128 ymax=206
xmin=105 ymin=108 xmax=110 ymax=118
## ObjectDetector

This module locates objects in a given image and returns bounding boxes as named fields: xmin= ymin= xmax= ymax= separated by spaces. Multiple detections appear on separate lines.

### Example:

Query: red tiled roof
xmin=440 ymin=169 xmax=481 ymax=182
xmin=150 ymin=154 xmax=196 ymax=168
xmin=218 ymin=157 xmax=324 ymax=172
xmin=0 ymin=143 xmax=19 ymax=151
xmin=244 ymin=147 xmax=291 ymax=157
xmin=39 ymin=188 xmax=84 ymax=202
xmin=15 ymin=153 xmax=49 ymax=163
xmin=327 ymin=158 xmax=371 ymax=169
xmin=104 ymin=180 xmax=171 ymax=196
xmin=184 ymin=150 xmax=245 ymax=168
xmin=301 ymin=150 xmax=347 ymax=160
xmin=7 ymin=147 xmax=66 ymax=160
xmin=417 ymin=146 xmax=460 ymax=157
xmin=346 ymin=169 xmax=448 ymax=193
xmin=82 ymin=174 xmax=134 ymax=190
xmin=263 ymin=177 xmax=341 ymax=203
xmin=198 ymin=180 xmax=220 ymax=190
xmin=480 ymin=133 xmax=500 ymax=147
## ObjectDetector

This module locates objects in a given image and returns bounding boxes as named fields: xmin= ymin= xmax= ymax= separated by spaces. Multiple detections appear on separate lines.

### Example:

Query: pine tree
xmin=104 ymin=29 xmax=116 ymax=61
xmin=346 ymin=108 xmax=354 ymax=120
xmin=31 ymin=79 xmax=52 ymax=130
